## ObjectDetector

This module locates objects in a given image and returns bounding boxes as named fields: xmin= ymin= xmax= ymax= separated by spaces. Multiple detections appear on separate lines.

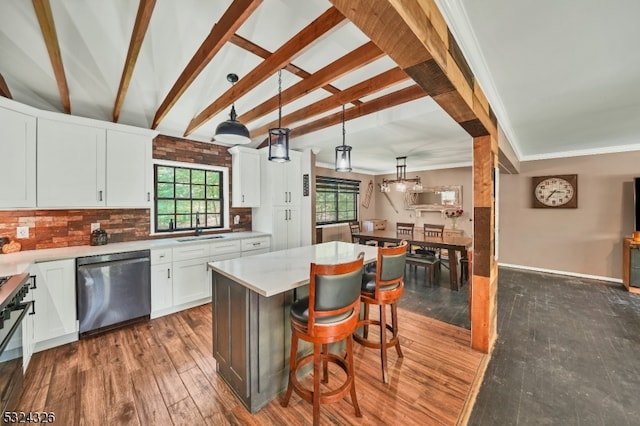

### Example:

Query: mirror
xmin=404 ymin=185 xmax=462 ymax=211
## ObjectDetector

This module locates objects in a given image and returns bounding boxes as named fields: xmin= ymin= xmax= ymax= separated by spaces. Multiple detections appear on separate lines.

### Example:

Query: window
xmin=316 ymin=176 xmax=360 ymax=225
xmin=154 ymin=163 xmax=225 ymax=233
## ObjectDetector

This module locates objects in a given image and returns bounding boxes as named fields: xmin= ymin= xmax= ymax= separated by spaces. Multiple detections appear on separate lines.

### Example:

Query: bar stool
xmin=354 ymin=241 xmax=407 ymax=383
xmin=281 ymin=253 xmax=365 ymax=425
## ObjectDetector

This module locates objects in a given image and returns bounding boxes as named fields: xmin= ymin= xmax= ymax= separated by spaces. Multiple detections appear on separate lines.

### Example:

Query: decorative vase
xmin=450 ymin=217 xmax=457 ymax=229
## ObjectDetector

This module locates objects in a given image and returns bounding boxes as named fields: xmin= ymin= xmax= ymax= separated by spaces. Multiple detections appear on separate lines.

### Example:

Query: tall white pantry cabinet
xmin=251 ymin=149 xmax=303 ymax=252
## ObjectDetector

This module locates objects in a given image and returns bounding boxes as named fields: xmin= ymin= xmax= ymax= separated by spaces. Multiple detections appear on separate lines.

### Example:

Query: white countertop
xmin=0 ymin=231 xmax=270 ymax=276
xmin=208 ymin=241 xmax=378 ymax=297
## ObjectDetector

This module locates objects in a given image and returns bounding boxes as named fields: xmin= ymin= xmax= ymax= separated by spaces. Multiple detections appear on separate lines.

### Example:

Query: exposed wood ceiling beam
xmin=229 ymin=34 xmax=362 ymax=105
xmin=329 ymin=0 xmax=496 ymax=137
xmin=113 ymin=0 xmax=156 ymax=123
xmin=151 ymin=0 xmax=262 ymax=129
xmin=32 ymin=0 xmax=70 ymax=113
xmin=184 ymin=6 xmax=346 ymax=137
xmin=250 ymin=67 xmax=409 ymax=138
xmin=0 ymin=74 xmax=12 ymax=99
xmin=289 ymin=85 xmax=427 ymax=140
xmin=238 ymin=41 xmax=383 ymax=125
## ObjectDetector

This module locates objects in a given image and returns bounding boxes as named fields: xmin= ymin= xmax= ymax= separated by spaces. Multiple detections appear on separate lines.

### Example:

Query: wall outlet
xmin=17 ymin=226 xmax=29 ymax=239
xmin=234 ymin=215 xmax=240 ymax=225
xmin=91 ymin=223 xmax=100 ymax=232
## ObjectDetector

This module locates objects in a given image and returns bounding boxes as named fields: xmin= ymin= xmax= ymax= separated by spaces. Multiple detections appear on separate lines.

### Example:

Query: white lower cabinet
xmin=172 ymin=256 xmax=211 ymax=306
xmin=150 ymin=248 xmax=173 ymax=318
xmin=21 ymin=276 xmax=36 ymax=372
xmin=29 ymin=259 xmax=77 ymax=352
xmin=150 ymin=237 xmax=267 ymax=318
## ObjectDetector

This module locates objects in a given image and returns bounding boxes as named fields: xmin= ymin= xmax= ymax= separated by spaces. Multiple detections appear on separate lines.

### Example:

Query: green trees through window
xmin=315 ymin=176 xmax=360 ymax=225
xmin=155 ymin=164 xmax=223 ymax=232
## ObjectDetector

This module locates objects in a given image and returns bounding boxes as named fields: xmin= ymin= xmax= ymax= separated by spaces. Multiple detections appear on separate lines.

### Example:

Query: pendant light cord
xmin=342 ymin=104 xmax=345 ymax=146
xmin=278 ymin=69 xmax=283 ymax=128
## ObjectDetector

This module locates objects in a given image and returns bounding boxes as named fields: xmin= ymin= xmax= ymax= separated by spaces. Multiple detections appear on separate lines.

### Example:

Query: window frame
xmin=315 ymin=176 xmax=360 ymax=225
xmin=151 ymin=159 xmax=230 ymax=235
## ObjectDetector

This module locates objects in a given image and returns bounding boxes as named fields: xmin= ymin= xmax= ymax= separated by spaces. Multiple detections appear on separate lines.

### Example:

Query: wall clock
xmin=532 ymin=174 xmax=578 ymax=208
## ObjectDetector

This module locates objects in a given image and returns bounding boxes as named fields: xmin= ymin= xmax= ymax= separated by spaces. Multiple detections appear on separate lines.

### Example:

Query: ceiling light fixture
xmin=334 ymin=105 xmax=352 ymax=172
xmin=214 ymin=73 xmax=251 ymax=145
xmin=268 ymin=69 xmax=290 ymax=162
xmin=380 ymin=156 xmax=422 ymax=193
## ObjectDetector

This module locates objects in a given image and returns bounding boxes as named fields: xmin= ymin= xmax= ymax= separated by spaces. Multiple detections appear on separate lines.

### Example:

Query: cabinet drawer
xmin=210 ymin=239 xmax=242 ymax=256
xmin=241 ymin=237 xmax=271 ymax=252
xmin=151 ymin=248 xmax=172 ymax=265
xmin=173 ymin=244 xmax=210 ymax=261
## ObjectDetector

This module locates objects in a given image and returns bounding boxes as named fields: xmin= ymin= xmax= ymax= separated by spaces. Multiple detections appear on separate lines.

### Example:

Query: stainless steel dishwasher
xmin=76 ymin=250 xmax=151 ymax=337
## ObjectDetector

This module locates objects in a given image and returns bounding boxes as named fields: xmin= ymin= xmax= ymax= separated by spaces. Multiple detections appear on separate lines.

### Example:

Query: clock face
xmin=534 ymin=176 xmax=576 ymax=207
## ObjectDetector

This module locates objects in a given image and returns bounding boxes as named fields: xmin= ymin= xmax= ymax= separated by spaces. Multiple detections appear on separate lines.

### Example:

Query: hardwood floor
xmin=17 ymin=303 xmax=483 ymax=425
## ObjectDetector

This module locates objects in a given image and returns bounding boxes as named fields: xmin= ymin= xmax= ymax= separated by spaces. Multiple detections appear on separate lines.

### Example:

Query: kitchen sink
xmin=177 ymin=235 xmax=225 ymax=242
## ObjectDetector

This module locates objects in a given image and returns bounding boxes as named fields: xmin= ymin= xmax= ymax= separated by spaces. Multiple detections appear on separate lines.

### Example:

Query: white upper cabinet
xmin=0 ymin=106 xmax=36 ymax=208
xmin=37 ymin=118 xmax=107 ymax=208
xmin=228 ymin=146 xmax=260 ymax=208
xmin=106 ymin=129 xmax=152 ymax=207
xmin=36 ymin=116 xmax=154 ymax=209
xmin=260 ymin=149 xmax=301 ymax=207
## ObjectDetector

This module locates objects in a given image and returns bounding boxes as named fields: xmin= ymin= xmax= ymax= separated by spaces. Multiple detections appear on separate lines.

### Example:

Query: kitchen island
xmin=208 ymin=241 xmax=378 ymax=413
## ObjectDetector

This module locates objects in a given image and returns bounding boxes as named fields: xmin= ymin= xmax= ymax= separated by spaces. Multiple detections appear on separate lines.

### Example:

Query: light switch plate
xmin=91 ymin=223 xmax=100 ymax=232
xmin=17 ymin=226 xmax=29 ymax=239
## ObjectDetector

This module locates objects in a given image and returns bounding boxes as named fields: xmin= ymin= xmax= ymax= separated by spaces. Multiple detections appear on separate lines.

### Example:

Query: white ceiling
xmin=1 ymin=0 xmax=638 ymax=174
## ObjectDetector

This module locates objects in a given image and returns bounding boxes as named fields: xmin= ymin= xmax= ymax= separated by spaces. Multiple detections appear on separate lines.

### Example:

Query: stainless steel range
xmin=0 ymin=273 xmax=34 ymax=417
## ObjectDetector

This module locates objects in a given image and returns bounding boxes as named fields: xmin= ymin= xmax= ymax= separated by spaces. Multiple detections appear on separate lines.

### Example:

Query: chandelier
xmin=380 ymin=156 xmax=422 ymax=193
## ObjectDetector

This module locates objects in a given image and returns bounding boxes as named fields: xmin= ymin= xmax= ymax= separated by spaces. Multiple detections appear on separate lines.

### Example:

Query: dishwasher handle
xmin=77 ymin=256 xmax=150 ymax=271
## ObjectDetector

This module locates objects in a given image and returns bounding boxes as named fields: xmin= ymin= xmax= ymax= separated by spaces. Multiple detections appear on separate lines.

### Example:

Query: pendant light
xmin=334 ymin=105 xmax=352 ymax=172
xmin=380 ymin=156 xmax=422 ymax=192
xmin=268 ymin=69 xmax=290 ymax=162
xmin=214 ymin=73 xmax=251 ymax=145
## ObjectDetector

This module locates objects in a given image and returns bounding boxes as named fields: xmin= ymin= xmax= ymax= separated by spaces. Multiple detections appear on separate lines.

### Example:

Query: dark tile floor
xmin=399 ymin=264 xmax=470 ymax=329
xmin=400 ymin=265 xmax=640 ymax=425
xmin=469 ymin=267 xmax=640 ymax=425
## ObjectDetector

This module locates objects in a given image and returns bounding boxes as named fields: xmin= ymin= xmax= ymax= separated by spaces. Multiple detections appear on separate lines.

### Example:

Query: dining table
xmin=354 ymin=229 xmax=473 ymax=291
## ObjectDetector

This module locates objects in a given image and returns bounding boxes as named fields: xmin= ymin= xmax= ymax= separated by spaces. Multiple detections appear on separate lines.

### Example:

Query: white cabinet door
xmin=261 ymin=150 xmax=301 ymax=207
xmin=272 ymin=207 xmax=300 ymax=252
xmin=106 ymin=129 xmax=152 ymax=207
xmin=37 ymin=118 xmax=106 ymax=207
xmin=151 ymin=263 xmax=173 ymax=316
xmin=21 ymin=277 xmax=36 ymax=372
xmin=286 ymin=206 xmax=301 ymax=250
xmin=172 ymin=257 xmax=210 ymax=306
xmin=229 ymin=146 xmax=260 ymax=207
xmin=30 ymin=259 xmax=77 ymax=349
xmin=0 ymin=107 xmax=36 ymax=208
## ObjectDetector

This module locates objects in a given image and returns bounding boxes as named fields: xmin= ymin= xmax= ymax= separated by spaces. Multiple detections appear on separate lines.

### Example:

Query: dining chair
xmin=354 ymin=241 xmax=407 ymax=383
xmin=282 ymin=253 xmax=365 ymax=425
xmin=396 ymin=222 xmax=414 ymax=235
xmin=415 ymin=223 xmax=444 ymax=257
xmin=349 ymin=221 xmax=361 ymax=243
xmin=349 ymin=221 xmax=377 ymax=246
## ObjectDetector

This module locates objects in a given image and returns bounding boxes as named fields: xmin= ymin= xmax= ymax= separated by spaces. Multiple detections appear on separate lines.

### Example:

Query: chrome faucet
xmin=195 ymin=212 xmax=202 ymax=236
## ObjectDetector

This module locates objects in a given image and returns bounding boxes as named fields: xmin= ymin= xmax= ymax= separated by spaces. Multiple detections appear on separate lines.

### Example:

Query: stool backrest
xmin=308 ymin=252 xmax=365 ymax=330
xmin=375 ymin=240 xmax=407 ymax=297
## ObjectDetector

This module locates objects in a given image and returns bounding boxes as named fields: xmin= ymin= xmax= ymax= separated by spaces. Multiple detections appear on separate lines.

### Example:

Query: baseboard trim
xmin=458 ymin=351 xmax=492 ymax=426
xmin=497 ymin=262 xmax=622 ymax=284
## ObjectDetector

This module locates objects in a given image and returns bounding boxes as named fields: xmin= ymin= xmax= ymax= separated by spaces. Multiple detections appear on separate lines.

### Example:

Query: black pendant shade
xmin=213 ymin=73 xmax=251 ymax=145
